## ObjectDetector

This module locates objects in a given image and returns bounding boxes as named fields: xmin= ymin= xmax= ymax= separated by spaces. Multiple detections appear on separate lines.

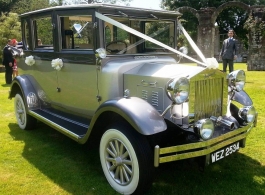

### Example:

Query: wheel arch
xmin=9 ymin=75 xmax=40 ymax=111
xmin=80 ymin=97 xmax=167 ymax=144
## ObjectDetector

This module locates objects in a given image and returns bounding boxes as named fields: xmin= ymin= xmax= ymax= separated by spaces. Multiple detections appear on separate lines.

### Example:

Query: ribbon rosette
xmin=51 ymin=58 xmax=63 ymax=71
xmin=25 ymin=55 xmax=35 ymax=66
xmin=206 ymin=57 xmax=219 ymax=69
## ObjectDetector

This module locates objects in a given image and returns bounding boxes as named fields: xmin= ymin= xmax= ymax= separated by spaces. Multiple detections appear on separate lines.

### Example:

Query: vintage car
xmin=9 ymin=3 xmax=257 ymax=195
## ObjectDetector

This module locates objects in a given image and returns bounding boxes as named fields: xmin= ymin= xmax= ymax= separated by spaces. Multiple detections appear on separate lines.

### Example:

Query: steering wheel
xmin=106 ymin=40 xmax=127 ymax=54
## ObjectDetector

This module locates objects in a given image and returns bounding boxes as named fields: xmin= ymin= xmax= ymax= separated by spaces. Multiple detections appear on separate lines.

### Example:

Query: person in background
xmin=10 ymin=39 xmax=19 ymax=78
xmin=17 ymin=41 xmax=23 ymax=48
xmin=38 ymin=39 xmax=42 ymax=46
xmin=219 ymin=29 xmax=238 ymax=73
xmin=2 ymin=39 xmax=14 ymax=84
xmin=5 ymin=39 xmax=11 ymax=47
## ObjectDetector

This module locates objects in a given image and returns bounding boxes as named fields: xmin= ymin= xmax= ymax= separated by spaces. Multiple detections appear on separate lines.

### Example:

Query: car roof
xmin=20 ymin=3 xmax=182 ymax=19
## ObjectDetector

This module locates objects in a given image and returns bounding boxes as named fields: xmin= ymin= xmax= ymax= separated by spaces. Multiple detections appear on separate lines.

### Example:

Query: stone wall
xmin=247 ymin=28 xmax=265 ymax=70
xmin=246 ymin=7 xmax=265 ymax=71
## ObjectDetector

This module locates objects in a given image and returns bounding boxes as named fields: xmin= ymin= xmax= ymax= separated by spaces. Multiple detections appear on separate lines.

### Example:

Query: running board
xmin=29 ymin=109 xmax=89 ymax=141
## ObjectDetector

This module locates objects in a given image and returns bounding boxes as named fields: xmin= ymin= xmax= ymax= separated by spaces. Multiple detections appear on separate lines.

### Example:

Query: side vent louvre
xmin=151 ymin=91 xmax=159 ymax=107
xmin=137 ymin=87 xmax=163 ymax=112
xmin=141 ymin=90 xmax=148 ymax=101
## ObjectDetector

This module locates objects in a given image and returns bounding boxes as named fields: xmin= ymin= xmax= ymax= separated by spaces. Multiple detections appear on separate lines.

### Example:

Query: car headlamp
xmin=228 ymin=70 xmax=246 ymax=91
xmin=194 ymin=119 xmax=214 ymax=140
xmin=238 ymin=106 xmax=256 ymax=123
xmin=166 ymin=77 xmax=189 ymax=104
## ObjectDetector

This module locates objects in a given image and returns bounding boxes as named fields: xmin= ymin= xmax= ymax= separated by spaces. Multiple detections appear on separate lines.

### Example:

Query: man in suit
xmin=219 ymin=29 xmax=238 ymax=73
xmin=2 ymin=39 xmax=15 ymax=84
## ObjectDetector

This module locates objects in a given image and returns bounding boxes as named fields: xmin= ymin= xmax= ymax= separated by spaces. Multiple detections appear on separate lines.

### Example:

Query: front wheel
xmin=100 ymin=123 xmax=153 ymax=195
xmin=14 ymin=93 xmax=37 ymax=130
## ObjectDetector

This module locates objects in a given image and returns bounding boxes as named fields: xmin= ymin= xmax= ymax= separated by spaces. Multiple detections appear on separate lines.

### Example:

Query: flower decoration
xmin=51 ymin=58 xmax=63 ymax=71
xmin=25 ymin=55 xmax=35 ymax=66
xmin=206 ymin=57 xmax=219 ymax=69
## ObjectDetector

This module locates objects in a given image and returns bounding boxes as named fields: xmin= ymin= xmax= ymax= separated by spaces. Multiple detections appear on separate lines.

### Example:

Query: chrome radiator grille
xmin=192 ymin=78 xmax=224 ymax=121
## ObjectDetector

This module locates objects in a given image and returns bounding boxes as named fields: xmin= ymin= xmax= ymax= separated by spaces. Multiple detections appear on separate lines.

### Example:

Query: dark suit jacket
xmin=2 ymin=45 xmax=14 ymax=67
xmin=220 ymin=38 xmax=237 ymax=60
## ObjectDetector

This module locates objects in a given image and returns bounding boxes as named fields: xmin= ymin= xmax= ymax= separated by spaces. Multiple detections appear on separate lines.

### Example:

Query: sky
xmin=129 ymin=0 xmax=162 ymax=10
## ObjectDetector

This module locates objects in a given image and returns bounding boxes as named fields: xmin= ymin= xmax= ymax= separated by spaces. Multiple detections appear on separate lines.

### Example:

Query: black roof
xmin=20 ymin=3 xmax=181 ymax=19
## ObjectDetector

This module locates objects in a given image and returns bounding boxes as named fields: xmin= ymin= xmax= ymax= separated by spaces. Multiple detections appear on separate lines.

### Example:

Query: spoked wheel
xmin=100 ymin=123 xmax=153 ymax=195
xmin=14 ymin=93 xmax=37 ymax=130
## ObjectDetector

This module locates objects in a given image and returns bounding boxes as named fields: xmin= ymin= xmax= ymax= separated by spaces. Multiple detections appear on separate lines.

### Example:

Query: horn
xmin=210 ymin=116 xmax=235 ymax=130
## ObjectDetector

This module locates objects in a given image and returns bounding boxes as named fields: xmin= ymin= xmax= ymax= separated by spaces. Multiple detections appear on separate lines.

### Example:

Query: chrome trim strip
xmin=29 ymin=110 xmax=81 ymax=140
xmin=154 ymin=123 xmax=253 ymax=166
xmin=154 ymin=145 xmax=160 ymax=167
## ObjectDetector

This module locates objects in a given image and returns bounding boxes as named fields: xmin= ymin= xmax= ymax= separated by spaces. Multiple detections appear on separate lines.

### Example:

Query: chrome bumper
xmin=154 ymin=123 xmax=254 ymax=167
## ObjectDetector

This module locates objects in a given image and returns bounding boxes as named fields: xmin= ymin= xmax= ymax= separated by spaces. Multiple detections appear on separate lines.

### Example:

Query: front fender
xmin=9 ymin=75 xmax=40 ymax=110
xmin=232 ymin=90 xmax=253 ymax=106
xmin=91 ymin=97 xmax=167 ymax=135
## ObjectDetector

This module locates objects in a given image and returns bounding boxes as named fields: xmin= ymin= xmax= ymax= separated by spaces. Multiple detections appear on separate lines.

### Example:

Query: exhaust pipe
xmin=210 ymin=116 xmax=235 ymax=130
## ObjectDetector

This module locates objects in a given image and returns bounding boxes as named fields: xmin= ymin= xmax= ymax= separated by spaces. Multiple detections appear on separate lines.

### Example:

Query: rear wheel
xmin=99 ymin=123 xmax=153 ymax=195
xmin=14 ymin=93 xmax=37 ymax=130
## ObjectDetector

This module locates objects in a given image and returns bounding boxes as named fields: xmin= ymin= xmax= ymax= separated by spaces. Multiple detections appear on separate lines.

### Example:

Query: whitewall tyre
xmin=14 ymin=93 xmax=37 ymax=130
xmin=100 ymin=124 xmax=153 ymax=195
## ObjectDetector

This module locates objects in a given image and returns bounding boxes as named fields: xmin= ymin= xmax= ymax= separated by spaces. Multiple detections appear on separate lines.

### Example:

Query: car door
xmin=23 ymin=11 xmax=58 ymax=106
xmin=54 ymin=9 xmax=99 ymax=117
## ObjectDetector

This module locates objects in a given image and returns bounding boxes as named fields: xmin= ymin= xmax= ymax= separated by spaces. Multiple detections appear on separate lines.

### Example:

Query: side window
xmin=33 ymin=16 xmax=53 ymax=49
xmin=104 ymin=21 xmax=130 ymax=54
xmin=105 ymin=25 xmax=111 ymax=43
xmin=145 ymin=21 xmax=175 ymax=49
xmin=60 ymin=15 xmax=93 ymax=49
xmin=24 ymin=21 xmax=30 ymax=50
xmin=104 ymin=23 xmax=129 ymax=44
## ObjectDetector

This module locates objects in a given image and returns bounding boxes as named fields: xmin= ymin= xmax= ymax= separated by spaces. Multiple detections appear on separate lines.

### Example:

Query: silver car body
xmin=9 ymin=3 xmax=257 ymax=194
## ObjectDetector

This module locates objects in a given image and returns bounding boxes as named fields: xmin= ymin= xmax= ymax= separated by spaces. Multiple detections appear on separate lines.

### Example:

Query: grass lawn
xmin=0 ymin=63 xmax=264 ymax=195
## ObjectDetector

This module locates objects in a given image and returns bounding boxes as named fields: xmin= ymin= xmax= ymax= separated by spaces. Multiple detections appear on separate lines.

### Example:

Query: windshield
xmin=103 ymin=16 xmax=175 ymax=55
xmin=96 ymin=11 xmax=209 ymax=66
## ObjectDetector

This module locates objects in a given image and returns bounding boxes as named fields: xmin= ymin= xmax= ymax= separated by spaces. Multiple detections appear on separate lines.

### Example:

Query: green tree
xmin=0 ymin=0 xmax=19 ymax=13
xmin=0 ymin=12 xmax=21 ymax=63
xmin=12 ymin=0 xmax=51 ymax=15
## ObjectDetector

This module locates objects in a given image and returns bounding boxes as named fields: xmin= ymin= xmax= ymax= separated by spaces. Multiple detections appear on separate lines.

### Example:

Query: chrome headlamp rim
xmin=166 ymin=77 xmax=190 ymax=105
xmin=228 ymin=70 xmax=246 ymax=92
xmin=194 ymin=118 xmax=215 ymax=140
xmin=238 ymin=106 xmax=256 ymax=123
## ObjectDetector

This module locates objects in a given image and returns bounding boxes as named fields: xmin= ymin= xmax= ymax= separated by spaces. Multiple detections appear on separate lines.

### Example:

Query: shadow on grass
xmin=8 ymin=122 xmax=265 ymax=195
xmin=1 ymin=83 xmax=11 ymax=87
xmin=146 ymin=154 xmax=265 ymax=195
xmin=8 ymin=122 xmax=119 ymax=195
